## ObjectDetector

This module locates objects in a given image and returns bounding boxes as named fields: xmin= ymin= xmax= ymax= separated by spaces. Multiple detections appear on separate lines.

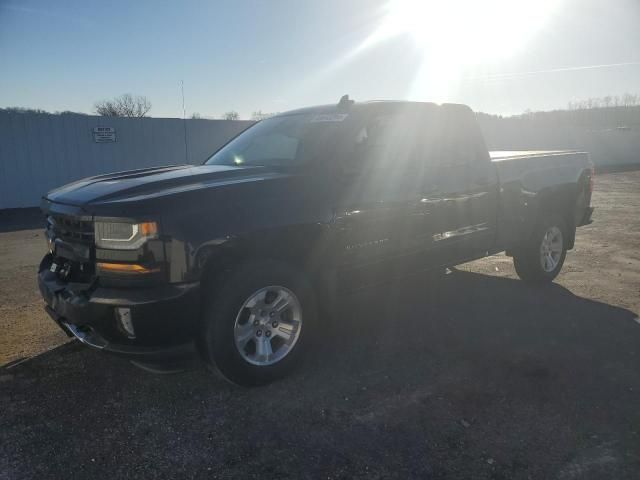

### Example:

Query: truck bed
xmin=489 ymin=150 xmax=584 ymax=162
xmin=489 ymin=149 xmax=593 ymax=243
xmin=490 ymin=150 xmax=591 ymax=187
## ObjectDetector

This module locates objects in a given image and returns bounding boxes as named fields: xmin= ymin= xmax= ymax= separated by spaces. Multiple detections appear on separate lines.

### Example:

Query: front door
xmin=331 ymin=105 xmax=430 ymax=290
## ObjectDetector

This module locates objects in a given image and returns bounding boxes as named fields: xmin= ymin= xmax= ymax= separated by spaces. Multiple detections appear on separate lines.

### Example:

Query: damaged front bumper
xmin=38 ymin=255 xmax=200 ymax=361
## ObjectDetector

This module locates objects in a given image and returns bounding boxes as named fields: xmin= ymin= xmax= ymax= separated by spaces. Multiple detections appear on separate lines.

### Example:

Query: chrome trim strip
xmin=62 ymin=322 xmax=108 ymax=350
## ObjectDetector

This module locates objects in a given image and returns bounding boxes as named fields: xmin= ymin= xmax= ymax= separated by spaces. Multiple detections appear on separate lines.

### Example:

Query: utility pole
xmin=181 ymin=80 xmax=189 ymax=163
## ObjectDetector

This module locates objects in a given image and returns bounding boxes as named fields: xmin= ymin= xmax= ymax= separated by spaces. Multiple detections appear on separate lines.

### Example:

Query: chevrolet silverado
xmin=38 ymin=97 xmax=594 ymax=385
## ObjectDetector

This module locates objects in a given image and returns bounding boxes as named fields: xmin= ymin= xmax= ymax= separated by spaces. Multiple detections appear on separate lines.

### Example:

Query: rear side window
xmin=436 ymin=108 xmax=489 ymax=169
xmin=418 ymin=107 xmax=489 ymax=192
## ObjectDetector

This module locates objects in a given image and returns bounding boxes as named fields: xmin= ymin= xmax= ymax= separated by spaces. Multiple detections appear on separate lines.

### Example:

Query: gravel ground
xmin=0 ymin=208 xmax=67 ymax=366
xmin=1 ymin=170 xmax=639 ymax=479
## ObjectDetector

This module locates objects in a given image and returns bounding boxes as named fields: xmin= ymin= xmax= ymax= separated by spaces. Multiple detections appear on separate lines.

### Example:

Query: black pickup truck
xmin=38 ymin=98 xmax=594 ymax=385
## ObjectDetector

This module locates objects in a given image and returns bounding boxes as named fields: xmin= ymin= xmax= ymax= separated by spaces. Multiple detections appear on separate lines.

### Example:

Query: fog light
xmin=115 ymin=308 xmax=135 ymax=338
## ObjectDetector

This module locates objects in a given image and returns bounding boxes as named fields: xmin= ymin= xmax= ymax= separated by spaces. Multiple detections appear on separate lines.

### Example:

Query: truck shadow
xmin=310 ymin=268 xmax=640 ymax=380
xmin=7 ymin=268 xmax=639 ymax=386
xmin=3 ymin=269 xmax=639 ymax=479
xmin=329 ymin=266 xmax=639 ymax=346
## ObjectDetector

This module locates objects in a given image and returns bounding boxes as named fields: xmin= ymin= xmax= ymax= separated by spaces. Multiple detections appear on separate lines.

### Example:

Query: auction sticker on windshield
xmin=309 ymin=113 xmax=348 ymax=122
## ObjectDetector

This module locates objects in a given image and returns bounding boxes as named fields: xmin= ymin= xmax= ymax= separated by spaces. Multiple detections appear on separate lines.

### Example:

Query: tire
xmin=199 ymin=260 xmax=316 ymax=386
xmin=513 ymin=214 xmax=568 ymax=284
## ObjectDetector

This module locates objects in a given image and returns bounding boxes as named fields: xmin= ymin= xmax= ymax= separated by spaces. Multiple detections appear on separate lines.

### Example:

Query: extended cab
xmin=38 ymin=99 xmax=594 ymax=385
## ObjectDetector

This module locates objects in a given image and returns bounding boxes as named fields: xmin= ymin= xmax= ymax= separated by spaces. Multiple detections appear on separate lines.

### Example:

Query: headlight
xmin=94 ymin=220 xmax=158 ymax=250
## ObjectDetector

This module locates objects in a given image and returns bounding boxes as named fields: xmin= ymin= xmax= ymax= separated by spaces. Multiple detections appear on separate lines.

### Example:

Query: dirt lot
xmin=0 ymin=209 xmax=68 ymax=366
xmin=1 ymin=170 xmax=639 ymax=479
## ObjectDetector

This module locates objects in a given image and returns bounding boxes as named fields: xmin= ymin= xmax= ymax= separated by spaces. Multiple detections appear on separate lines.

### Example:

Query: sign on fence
xmin=93 ymin=126 xmax=116 ymax=143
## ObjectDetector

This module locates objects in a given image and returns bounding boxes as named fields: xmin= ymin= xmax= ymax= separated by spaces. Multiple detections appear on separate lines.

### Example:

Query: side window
xmin=345 ymin=116 xmax=394 ymax=174
xmin=344 ymin=113 xmax=425 ymax=201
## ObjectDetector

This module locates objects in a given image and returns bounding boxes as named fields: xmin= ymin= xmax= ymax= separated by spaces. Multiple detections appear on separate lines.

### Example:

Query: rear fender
xmin=533 ymin=184 xmax=579 ymax=249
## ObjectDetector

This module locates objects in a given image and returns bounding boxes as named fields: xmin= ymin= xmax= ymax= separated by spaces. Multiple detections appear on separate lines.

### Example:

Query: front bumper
xmin=38 ymin=256 xmax=200 ymax=361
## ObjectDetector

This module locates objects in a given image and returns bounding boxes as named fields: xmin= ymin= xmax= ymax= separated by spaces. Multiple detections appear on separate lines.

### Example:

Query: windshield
xmin=205 ymin=113 xmax=349 ymax=167
xmin=205 ymin=107 xmax=428 ymax=172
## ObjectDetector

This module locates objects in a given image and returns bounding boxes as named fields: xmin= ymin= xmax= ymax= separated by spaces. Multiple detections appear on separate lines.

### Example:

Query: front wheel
xmin=199 ymin=261 xmax=316 ymax=386
xmin=513 ymin=215 xmax=568 ymax=284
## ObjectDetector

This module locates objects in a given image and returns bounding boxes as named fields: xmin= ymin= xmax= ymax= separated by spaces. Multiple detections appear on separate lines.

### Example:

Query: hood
xmin=44 ymin=164 xmax=288 ymax=207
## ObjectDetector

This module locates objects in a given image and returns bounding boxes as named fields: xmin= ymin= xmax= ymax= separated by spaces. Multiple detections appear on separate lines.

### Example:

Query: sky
xmin=1 ymin=0 xmax=639 ymax=118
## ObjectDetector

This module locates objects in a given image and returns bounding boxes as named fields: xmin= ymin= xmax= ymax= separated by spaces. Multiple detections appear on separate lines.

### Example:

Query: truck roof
xmin=276 ymin=100 xmax=473 ymax=117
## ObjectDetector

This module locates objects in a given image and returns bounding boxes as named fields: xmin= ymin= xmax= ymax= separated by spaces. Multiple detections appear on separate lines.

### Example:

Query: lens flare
xmin=321 ymin=0 xmax=560 ymax=102
xmin=374 ymin=0 xmax=560 ymax=100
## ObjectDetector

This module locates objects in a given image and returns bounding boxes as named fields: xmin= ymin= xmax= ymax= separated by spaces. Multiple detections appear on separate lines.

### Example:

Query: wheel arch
xmin=195 ymin=224 xmax=333 ymax=304
xmin=533 ymin=184 xmax=578 ymax=249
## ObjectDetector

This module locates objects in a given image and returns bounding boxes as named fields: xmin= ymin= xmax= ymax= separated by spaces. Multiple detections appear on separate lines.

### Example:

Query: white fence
xmin=0 ymin=112 xmax=253 ymax=209
xmin=1 ymin=111 xmax=638 ymax=210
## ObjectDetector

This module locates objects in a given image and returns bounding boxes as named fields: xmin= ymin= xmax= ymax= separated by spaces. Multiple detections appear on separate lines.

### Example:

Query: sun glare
xmin=382 ymin=0 xmax=558 ymax=61
xmin=361 ymin=0 xmax=560 ymax=100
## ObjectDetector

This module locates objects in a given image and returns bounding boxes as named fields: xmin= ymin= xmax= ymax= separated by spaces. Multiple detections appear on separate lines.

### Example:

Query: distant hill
xmin=0 ymin=107 xmax=88 ymax=116
xmin=477 ymin=105 xmax=640 ymax=130
xmin=476 ymin=105 xmax=640 ymax=168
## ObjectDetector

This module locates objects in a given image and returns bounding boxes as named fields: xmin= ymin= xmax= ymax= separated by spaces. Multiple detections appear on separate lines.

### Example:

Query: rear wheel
xmin=199 ymin=261 xmax=316 ymax=386
xmin=513 ymin=214 xmax=568 ymax=284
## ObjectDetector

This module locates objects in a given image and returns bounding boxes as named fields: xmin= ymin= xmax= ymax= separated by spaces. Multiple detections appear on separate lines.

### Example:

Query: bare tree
xmin=566 ymin=93 xmax=639 ymax=110
xmin=94 ymin=94 xmax=152 ymax=117
xmin=222 ymin=111 xmax=239 ymax=120
xmin=622 ymin=93 xmax=639 ymax=106
xmin=190 ymin=112 xmax=202 ymax=119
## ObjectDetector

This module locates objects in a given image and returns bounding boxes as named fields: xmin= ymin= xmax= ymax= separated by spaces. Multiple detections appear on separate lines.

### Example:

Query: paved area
xmin=1 ymin=171 xmax=639 ymax=479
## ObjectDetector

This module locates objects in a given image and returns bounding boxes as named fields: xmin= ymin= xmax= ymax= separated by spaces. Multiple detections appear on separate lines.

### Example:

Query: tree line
xmin=4 ymin=92 xmax=638 ymax=124
xmin=567 ymin=93 xmax=640 ymax=110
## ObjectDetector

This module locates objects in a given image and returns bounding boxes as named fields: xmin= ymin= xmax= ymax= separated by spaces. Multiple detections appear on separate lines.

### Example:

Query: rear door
xmin=430 ymin=106 xmax=499 ymax=264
